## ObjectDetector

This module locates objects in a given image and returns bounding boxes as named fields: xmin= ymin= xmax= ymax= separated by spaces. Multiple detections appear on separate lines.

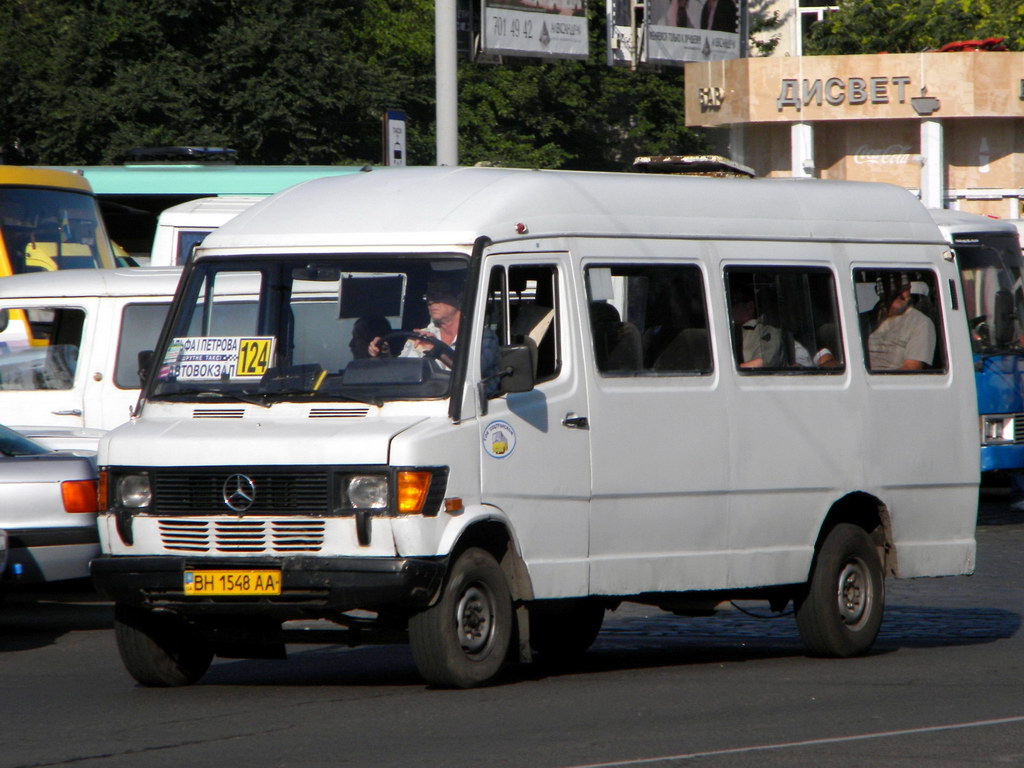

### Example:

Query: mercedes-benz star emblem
xmin=222 ymin=474 xmax=256 ymax=512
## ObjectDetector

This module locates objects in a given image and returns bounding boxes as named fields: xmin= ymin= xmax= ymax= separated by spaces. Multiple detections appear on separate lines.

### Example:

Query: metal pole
xmin=436 ymin=0 xmax=459 ymax=166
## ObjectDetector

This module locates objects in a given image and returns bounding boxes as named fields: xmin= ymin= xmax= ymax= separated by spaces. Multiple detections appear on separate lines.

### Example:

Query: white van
xmin=149 ymin=196 xmax=263 ymax=266
xmin=0 ymin=268 xmax=185 ymax=452
xmin=91 ymin=167 xmax=979 ymax=688
xmin=0 ymin=267 xmax=264 ymax=454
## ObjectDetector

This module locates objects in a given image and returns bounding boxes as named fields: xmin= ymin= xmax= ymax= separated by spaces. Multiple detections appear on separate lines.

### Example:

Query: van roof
xmin=928 ymin=208 xmax=1020 ymax=236
xmin=156 ymin=195 xmax=265 ymax=227
xmin=0 ymin=166 xmax=93 ymax=193
xmin=0 ymin=267 xmax=184 ymax=300
xmin=200 ymin=166 xmax=944 ymax=255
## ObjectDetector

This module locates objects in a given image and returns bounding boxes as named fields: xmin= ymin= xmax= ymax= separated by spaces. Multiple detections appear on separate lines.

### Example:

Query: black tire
xmin=114 ymin=604 xmax=213 ymax=687
xmin=795 ymin=523 xmax=885 ymax=658
xmin=529 ymin=599 xmax=604 ymax=660
xmin=408 ymin=547 xmax=512 ymax=688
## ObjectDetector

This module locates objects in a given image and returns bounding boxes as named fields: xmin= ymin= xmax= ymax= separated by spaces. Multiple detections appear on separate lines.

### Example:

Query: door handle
xmin=51 ymin=409 xmax=83 ymax=416
xmin=562 ymin=413 xmax=589 ymax=430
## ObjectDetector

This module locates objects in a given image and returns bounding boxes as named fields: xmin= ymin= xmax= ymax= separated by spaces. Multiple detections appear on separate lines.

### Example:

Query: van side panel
xmin=583 ymin=236 xmax=977 ymax=598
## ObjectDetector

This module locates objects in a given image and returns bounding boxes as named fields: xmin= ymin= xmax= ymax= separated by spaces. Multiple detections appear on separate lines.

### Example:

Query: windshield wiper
xmin=188 ymin=389 xmax=273 ymax=408
xmin=328 ymin=391 xmax=385 ymax=408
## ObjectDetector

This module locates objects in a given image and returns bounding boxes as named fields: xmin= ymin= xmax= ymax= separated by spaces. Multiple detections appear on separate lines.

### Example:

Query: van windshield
xmin=148 ymin=255 xmax=471 ymax=405
xmin=0 ymin=187 xmax=114 ymax=275
xmin=955 ymin=232 xmax=1024 ymax=355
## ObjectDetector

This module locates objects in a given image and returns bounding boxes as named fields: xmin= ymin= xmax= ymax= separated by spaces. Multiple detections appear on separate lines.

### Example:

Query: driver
xmin=367 ymin=278 xmax=464 ymax=368
xmin=367 ymin=277 xmax=501 ymax=394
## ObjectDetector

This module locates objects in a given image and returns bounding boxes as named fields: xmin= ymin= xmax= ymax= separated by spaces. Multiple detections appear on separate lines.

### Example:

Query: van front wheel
xmin=408 ymin=548 xmax=512 ymax=688
xmin=114 ymin=604 xmax=213 ymax=687
xmin=796 ymin=523 xmax=884 ymax=658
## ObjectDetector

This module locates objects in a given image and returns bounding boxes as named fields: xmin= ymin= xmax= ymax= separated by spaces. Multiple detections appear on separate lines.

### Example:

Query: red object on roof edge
xmin=938 ymin=37 xmax=1008 ymax=52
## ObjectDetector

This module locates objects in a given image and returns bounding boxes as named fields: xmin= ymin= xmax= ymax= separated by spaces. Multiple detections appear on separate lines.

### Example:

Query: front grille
xmin=158 ymin=518 xmax=326 ymax=554
xmin=1014 ymin=415 xmax=1024 ymax=444
xmin=151 ymin=470 xmax=329 ymax=514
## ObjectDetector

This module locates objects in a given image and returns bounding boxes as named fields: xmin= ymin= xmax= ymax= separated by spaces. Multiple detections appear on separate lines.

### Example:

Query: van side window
xmin=725 ymin=267 xmax=844 ymax=374
xmin=484 ymin=264 xmax=561 ymax=392
xmin=115 ymin=303 xmax=171 ymax=389
xmin=0 ymin=306 xmax=84 ymax=391
xmin=584 ymin=264 xmax=711 ymax=376
xmin=854 ymin=269 xmax=946 ymax=373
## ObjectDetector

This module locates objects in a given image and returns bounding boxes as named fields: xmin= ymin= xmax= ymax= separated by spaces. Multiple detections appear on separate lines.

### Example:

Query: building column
xmin=791 ymin=123 xmax=814 ymax=178
xmin=730 ymin=124 xmax=746 ymax=168
xmin=919 ymin=120 xmax=945 ymax=209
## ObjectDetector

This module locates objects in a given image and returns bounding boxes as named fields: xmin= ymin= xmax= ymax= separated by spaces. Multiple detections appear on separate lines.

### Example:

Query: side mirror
xmin=498 ymin=344 xmax=536 ymax=394
xmin=137 ymin=349 xmax=154 ymax=387
xmin=0 ymin=309 xmax=7 ymax=333
xmin=993 ymin=290 xmax=1015 ymax=346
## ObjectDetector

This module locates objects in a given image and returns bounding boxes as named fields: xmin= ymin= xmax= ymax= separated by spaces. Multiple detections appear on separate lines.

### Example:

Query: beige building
xmin=684 ymin=51 xmax=1024 ymax=217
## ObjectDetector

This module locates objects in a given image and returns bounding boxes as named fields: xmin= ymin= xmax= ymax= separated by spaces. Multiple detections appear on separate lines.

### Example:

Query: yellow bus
xmin=0 ymin=166 xmax=117 ymax=277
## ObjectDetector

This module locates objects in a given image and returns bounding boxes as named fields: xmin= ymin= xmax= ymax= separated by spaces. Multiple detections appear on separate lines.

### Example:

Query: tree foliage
xmin=804 ymin=0 xmax=1024 ymax=55
xmin=0 ymin=0 xmax=709 ymax=170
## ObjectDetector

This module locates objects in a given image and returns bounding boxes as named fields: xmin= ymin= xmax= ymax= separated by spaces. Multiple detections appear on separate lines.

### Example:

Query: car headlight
xmin=117 ymin=474 xmax=152 ymax=509
xmin=344 ymin=475 xmax=389 ymax=510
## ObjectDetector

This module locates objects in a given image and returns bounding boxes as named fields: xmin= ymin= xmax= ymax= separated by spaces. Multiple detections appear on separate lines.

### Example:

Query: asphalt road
xmin=2 ymin=491 xmax=1022 ymax=768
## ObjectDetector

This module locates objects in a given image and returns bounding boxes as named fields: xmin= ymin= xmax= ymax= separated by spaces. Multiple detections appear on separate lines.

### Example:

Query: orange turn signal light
xmin=396 ymin=471 xmax=432 ymax=514
xmin=62 ymin=479 xmax=100 ymax=514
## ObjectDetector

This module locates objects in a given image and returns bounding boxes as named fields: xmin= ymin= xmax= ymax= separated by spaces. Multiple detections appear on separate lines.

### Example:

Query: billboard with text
xmin=481 ymin=0 xmax=589 ymax=60
xmin=608 ymin=0 xmax=740 ymax=67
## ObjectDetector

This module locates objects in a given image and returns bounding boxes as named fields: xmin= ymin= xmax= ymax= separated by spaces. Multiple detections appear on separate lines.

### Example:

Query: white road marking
xmin=563 ymin=715 xmax=1024 ymax=767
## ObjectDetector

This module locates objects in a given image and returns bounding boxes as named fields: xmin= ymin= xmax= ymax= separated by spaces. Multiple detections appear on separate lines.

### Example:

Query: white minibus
xmin=0 ymin=268 xmax=258 ymax=454
xmin=91 ymin=167 xmax=979 ymax=688
xmin=148 ymin=196 xmax=263 ymax=267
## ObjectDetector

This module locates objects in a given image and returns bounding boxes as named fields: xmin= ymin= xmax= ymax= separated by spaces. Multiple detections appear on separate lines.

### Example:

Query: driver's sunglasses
xmin=423 ymin=292 xmax=458 ymax=304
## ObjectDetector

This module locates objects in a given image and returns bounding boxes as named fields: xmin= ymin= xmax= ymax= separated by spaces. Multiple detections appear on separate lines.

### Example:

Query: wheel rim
xmin=456 ymin=582 xmax=496 ymax=657
xmin=836 ymin=557 xmax=873 ymax=629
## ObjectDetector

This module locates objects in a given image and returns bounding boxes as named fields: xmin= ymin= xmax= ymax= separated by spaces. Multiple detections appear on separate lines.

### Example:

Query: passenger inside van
xmin=349 ymin=316 xmax=392 ymax=361
xmin=729 ymin=284 xmax=788 ymax=368
xmin=589 ymin=301 xmax=642 ymax=372
xmin=867 ymin=276 xmax=937 ymax=370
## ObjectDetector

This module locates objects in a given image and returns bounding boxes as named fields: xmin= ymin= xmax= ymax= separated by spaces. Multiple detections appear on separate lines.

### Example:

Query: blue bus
xmin=932 ymin=209 xmax=1024 ymax=504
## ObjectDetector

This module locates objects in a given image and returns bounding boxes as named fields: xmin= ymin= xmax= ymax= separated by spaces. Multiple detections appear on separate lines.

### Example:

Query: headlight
xmin=117 ymin=474 xmax=152 ymax=508
xmin=344 ymin=475 xmax=389 ymax=509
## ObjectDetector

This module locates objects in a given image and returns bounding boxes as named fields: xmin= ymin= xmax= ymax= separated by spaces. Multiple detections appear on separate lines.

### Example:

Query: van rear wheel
xmin=114 ymin=604 xmax=213 ymax=687
xmin=796 ymin=523 xmax=884 ymax=657
xmin=408 ymin=547 xmax=512 ymax=688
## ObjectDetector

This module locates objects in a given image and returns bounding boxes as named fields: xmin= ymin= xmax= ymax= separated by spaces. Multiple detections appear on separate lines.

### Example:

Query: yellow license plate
xmin=183 ymin=569 xmax=282 ymax=596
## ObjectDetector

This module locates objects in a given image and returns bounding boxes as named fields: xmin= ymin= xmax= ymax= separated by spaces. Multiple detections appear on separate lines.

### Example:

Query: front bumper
xmin=90 ymin=554 xmax=446 ymax=618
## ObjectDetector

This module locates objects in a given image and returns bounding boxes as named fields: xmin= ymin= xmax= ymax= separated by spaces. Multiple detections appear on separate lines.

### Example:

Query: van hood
xmin=100 ymin=413 xmax=428 ymax=467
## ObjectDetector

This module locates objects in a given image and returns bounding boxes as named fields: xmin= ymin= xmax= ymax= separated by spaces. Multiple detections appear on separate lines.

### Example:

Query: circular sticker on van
xmin=483 ymin=420 xmax=516 ymax=459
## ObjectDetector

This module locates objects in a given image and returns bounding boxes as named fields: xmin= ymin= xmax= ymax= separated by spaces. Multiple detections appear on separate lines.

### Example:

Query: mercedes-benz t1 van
xmin=91 ymin=167 xmax=979 ymax=688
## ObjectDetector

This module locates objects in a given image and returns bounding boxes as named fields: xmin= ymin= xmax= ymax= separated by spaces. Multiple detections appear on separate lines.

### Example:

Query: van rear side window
xmin=854 ymin=269 xmax=946 ymax=373
xmin=0 ymin=306 xmax=83 ymax=391
xmin=726 ymin=267 xmax=844 ymax=373
xmin=584 ymin=263 xmax=711 ymax=376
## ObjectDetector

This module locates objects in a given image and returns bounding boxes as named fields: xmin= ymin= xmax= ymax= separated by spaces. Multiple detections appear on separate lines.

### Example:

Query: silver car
xmin=0 ymin=425 xmax=98 ymax=584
